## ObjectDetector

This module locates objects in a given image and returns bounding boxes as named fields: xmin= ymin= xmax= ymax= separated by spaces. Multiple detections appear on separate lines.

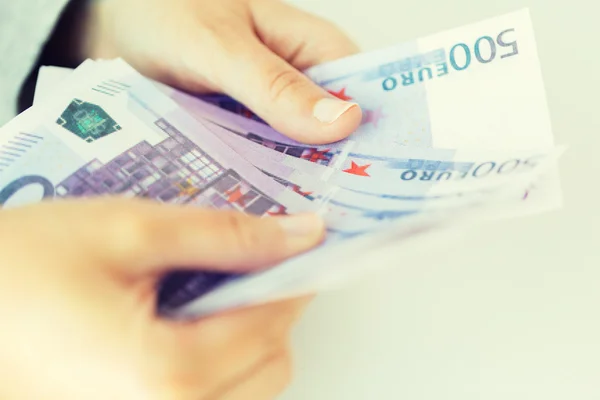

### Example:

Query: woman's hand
xmin=0 ymin=198 xmax=324 ymax=399
xmin=77 ymin=0 xmax=362 ymax=143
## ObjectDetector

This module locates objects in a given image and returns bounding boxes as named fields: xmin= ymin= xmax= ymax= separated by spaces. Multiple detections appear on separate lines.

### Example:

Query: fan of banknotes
xmin=0 ymin=9 xmax=563 ymax=318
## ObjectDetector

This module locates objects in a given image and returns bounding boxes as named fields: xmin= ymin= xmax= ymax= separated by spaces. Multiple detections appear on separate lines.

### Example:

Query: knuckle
xmin=104 ymin=209 xmax=156 ymax=257
xmin=195 ymin=20 xmax=233 ymax=53
xmin=224 ymin=213 xmax=265 ymax=254
xmin=267 ymin=68 xmax=308 ymax=102
xmin=186 ymin=23 xmax=248 ymax=87
xmin=181 ymin=23 xmax=228 ymax=77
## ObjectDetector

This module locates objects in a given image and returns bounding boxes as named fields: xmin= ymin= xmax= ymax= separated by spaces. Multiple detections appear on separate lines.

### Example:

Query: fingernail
xmin=313 ymin=98 xmax=356 ymax=124
xmin=277 ymin=213 xmax=325 ymax=237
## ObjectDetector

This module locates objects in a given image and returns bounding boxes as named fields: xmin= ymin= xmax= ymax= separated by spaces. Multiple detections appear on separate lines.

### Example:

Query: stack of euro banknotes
xmin=0 ymin=9 xmax=563 ymax=318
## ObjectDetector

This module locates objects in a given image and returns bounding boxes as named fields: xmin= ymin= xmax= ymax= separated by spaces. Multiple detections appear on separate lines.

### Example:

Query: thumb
xmin=212 ymin=40 xmax=362 ymax=145
xmin=88 ymin=199 xmax=325 ymax=277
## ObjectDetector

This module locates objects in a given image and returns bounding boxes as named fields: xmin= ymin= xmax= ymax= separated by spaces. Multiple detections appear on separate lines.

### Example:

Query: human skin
xmin=0 ymin=1 xmax=359 ymax=398
xmin=76 ymin=0 xmax=363 ymax=143
xmin=0 ymin=198 xmax=325 ymax=399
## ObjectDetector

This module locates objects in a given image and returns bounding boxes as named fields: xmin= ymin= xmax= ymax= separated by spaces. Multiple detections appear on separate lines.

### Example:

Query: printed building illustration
xmin=55 ymin=118 xmax=286 ymax=217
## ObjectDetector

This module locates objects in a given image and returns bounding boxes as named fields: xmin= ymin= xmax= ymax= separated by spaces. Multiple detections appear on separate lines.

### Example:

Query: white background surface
xmin=282 ymin=0 xmax=600 ymax=399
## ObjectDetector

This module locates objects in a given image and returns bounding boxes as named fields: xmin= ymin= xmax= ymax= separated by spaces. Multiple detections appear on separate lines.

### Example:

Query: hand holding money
xmin=0 ymin=7 xmax=563 ymax=399
xmin=3 ymin=8 xmax=562 ymax=317
xmin=0 ymin=198 xmax=323 ymax=399
xmin=75 ymin=0 xmax=362 ymax=143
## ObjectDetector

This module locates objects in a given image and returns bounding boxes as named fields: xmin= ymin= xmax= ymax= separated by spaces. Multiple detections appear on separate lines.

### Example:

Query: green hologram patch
xmin=57 ymin=99 xmax=121 ymax=143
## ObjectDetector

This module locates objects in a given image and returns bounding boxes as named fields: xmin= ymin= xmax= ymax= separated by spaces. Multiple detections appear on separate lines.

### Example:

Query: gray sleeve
xmin=0 ymin=0 xmax=72 ymax=125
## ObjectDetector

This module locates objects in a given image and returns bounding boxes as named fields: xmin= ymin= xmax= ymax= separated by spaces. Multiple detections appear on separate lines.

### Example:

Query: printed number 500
xmin=449 ymin=28 xmax=519 ymax=71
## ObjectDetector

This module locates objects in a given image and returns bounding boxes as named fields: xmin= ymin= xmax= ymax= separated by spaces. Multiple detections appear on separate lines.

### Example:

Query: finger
xmin=209 ymin=37 xmax=362 ymax=144
xmin=99 ymin=199 xmax=325 ymax=275
xmin=250 ymin=0 xmax=360 ymax=68
xmin=17 ymin=198 xmax=324 ymax=276
xmin=149 ymin=296 xmax=311 ymax=397
xmin=183 ymin=22 xmax=362 ymax=145
xmin=209 ymin=349 xmax=293 ymax=400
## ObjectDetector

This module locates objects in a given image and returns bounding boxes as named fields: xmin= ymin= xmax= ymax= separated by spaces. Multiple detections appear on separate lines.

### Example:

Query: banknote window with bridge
xmin=54 ymin=118 xmax=286 ymax=217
